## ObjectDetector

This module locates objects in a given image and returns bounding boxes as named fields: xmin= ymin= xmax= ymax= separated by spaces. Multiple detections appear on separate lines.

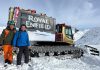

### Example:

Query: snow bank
xmin=74 ymin=29 xmax=89 ymax=41
xmin=76 ymin=27 xmax=100 ymax=45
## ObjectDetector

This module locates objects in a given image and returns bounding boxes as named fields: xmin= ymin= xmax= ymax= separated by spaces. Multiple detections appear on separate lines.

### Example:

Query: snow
xmin=75 ymin=27 xmax=100 ymax=45
xmin=30 ymin=55 xmax=100 ymax=70
xmin=0 ymin=54 xmax=100 ymax=70
xmin=74 ymin=27 xmax=100 ymax=51
xmin=89 ymin=45 xmax=100 ymax=51
xmin=74 ymin=29 xmax=89 ymax=41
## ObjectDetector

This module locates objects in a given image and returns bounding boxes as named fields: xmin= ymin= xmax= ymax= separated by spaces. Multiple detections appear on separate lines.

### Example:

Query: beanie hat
xmin=7 ymin=20 xmax=15 ymax=26
xmin=20 ymin=24 xmax=27 ymax=28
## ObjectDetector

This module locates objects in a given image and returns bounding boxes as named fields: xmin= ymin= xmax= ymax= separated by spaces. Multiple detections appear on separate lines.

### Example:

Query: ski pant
xmin=17 ymin=47 xmax=29 ymax=65
xmin=3 ymin=45 xmax=13 ymax=64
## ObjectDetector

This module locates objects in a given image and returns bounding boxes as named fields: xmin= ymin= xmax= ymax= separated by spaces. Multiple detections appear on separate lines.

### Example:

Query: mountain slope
xmin=75 ymin=27 xmax=100 ymax=45
xmin=74 ymin=29 xmax=89 ymax=41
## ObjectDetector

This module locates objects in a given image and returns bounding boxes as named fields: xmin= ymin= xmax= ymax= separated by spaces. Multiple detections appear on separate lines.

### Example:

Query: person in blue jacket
xmin=13 ymin=24 xmax=31 ymax=66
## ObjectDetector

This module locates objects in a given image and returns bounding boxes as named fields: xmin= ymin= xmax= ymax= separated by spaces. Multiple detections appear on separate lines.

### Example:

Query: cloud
xmin=53 ymin=0 xmax=100 ymax=29
xmin=73 ymin=1 xmax=100 ymax=28
xmin=0 ymin=0 xmax=100 ymax=29
xmin=76 ymin=1 xmax=96 ymax=20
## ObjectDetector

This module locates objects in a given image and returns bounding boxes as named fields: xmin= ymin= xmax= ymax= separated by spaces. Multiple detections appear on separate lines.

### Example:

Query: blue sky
xmin=0 ymin=0 xmax=100 ymax=29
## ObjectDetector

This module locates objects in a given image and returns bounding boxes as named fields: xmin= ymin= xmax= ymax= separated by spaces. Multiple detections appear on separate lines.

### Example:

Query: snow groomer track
xmin=30 ymin=42 xmax=83 ymax=58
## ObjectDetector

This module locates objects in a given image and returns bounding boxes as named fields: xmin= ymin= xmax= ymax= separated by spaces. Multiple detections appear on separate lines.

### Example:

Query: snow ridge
xmin=76 ymin=27 xmax=100 ymax=45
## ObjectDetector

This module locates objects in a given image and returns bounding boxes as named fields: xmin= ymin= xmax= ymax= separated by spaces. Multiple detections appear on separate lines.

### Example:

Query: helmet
xmin=7 ymin=20 xmax=15 ymax=26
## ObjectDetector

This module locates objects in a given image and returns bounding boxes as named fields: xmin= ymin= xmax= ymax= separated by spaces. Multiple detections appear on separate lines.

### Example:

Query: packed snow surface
xmin=0 ymin=54 xmax=100 ymax=70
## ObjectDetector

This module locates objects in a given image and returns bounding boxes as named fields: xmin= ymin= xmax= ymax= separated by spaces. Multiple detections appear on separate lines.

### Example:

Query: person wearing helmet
xmin=0 ymin=20 xmax=16 ymax=67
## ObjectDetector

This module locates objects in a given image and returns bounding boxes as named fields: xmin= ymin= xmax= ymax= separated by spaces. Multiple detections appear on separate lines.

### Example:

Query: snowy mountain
xmin=74 ymin=27 xmax=100 ymax=59
xmin=75 ymin=27 xmax=100 ymax=45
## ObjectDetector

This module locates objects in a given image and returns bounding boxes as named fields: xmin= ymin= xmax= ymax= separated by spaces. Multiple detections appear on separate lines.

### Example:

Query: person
xmin=0 ymin=20 xmax=16 ymax=66
xmin=13 ymin=24 xmax=31 ymax=67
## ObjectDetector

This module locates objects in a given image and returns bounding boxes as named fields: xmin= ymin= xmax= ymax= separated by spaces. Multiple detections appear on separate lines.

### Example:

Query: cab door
xmin=55 ymin=24 xmax=63 ymax=42
xmin=62 ymin=25 xmax=74 ymax=45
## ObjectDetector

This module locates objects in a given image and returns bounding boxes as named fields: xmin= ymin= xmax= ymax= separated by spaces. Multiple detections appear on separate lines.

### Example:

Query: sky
xmin=0 ymin=0 xmax=100 ymax=29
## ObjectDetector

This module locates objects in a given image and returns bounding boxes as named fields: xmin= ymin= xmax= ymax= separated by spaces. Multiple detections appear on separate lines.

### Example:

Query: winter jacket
xmin=0 ymin=28 xmax=16 ymax=45
xmin=13 ymin=31 xmax=30 ymax=47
